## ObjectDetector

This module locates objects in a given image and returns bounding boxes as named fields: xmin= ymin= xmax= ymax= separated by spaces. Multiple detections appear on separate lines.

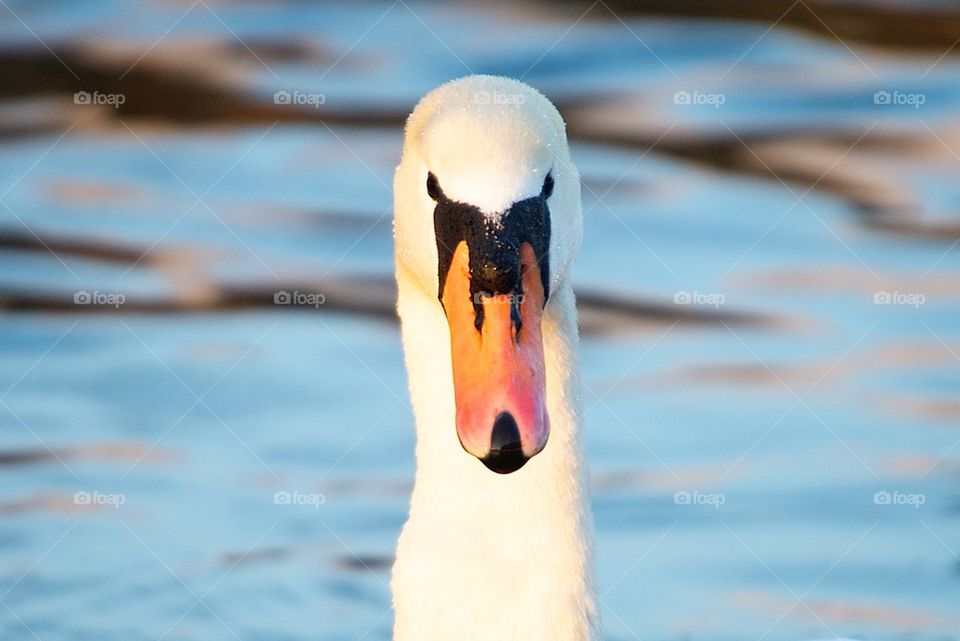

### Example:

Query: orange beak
xmin=441 ymin=241 xmax=548 ymax=473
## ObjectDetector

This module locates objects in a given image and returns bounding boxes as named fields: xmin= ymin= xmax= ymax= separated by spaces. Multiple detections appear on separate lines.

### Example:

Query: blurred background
xmin=1 ymin=1 xmax=959 ymax=640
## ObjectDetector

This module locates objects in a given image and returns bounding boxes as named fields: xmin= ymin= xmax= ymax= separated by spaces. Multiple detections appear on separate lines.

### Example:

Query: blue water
xmin=1 ymin=1 xmax=958 ymax=640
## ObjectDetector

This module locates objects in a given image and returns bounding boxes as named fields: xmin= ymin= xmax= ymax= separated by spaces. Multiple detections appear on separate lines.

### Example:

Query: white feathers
xmin=391 ymin=76 xmax=599 ymax=640
xmin=394 ymin=74 xmax=583 ymax=302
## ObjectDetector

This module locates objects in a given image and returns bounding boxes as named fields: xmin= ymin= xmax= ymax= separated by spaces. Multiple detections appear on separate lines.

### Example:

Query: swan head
xmin=395 ymin=75 xmax=582 ymax=474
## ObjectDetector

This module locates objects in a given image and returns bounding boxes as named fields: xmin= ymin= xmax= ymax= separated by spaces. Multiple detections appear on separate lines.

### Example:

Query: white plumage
xmin=391 ymin=75 xmax=599 ymax=640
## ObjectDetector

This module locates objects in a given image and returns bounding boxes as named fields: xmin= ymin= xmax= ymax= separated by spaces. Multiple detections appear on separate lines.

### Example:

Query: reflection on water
xmin=1 ymin=1 xmax=958 ymax=640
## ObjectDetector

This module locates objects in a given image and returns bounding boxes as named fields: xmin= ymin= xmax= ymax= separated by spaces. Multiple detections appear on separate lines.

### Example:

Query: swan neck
xmin=392 ymin=271 xmax=598 ymax=640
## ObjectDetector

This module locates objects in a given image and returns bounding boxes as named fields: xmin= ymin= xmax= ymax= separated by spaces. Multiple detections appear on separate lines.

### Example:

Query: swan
xmin=391 ymin=75 xmax=599 ymax=640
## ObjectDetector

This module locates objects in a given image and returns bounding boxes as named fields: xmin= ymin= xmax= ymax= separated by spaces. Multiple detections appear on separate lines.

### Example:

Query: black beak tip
xmin=480 ymin=412 xmax=529 ymax=474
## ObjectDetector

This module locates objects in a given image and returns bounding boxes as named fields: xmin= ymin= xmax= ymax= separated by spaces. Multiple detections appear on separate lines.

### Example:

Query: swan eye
xmin=541 ymin=172 xmax=554 ymax=199
xmin=426 ymin=172 xmax=444 ymax=201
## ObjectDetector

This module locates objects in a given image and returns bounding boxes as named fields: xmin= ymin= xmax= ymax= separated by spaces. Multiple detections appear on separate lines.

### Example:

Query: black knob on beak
xmin=481 ymin=412 xmax=528 ymax=474
xmin=476 ymin=261 xmax=517 ymax=295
